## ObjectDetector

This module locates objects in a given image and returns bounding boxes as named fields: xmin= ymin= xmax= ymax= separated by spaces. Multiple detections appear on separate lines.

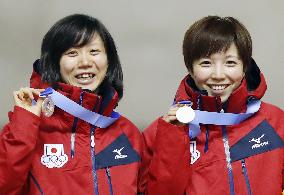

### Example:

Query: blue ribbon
xmin=40 ymin=87 xmax=120 ymax=128
xmin=187 ymin=100 xmax=261 ymax=138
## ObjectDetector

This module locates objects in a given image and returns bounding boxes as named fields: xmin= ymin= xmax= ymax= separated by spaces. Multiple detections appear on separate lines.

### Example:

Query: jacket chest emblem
xmin=41 ymin=144 xmax=68 ymax=168
xmin=230 ymin=120 xmax=284 ymax=162
xmin=95 ymin=133 xmax=140 ymax=169
xmin=249 ymin=134 xmax=269 ymax=149
xmin=113 ymin=147 xmax=128 ymax=159
xmin=190 ymin=141 xmax=200 ymax=164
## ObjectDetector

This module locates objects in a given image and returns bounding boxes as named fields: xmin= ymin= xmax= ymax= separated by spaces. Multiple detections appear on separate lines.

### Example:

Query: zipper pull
xmin=106 ymin=167 xmax=111 ymax=177
xmin=241 ymin=159 xmax=245 ymax=173
xmin=71 ymin=133 xmax=76 ymax=158
xmin=91 ymin=135 xmax=95 ymax=147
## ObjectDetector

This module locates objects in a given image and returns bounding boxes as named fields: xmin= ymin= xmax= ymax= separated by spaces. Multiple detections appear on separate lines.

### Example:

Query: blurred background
xmin=0 ymin=0 xmax=283 ymax=129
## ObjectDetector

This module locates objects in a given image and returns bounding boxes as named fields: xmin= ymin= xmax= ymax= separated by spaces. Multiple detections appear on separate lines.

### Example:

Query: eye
xmin=226 ymin=60 xmax=237 ymax=67
xmin=90 ymin=49 xmax=100 ymax=55
xmin=65 ymin=50 xmax=78 ymax=57
xmin=200 ymin=60 xmax=211 ymax=67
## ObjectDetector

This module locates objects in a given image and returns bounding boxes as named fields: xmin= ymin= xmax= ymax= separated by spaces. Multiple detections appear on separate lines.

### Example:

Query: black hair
xmin=40 ymin=14 xmax=123 ymax=99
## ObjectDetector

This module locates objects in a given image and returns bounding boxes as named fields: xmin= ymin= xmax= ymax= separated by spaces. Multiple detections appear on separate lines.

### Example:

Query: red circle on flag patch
xmin=51 ymin=148 xmax=57 ymax=153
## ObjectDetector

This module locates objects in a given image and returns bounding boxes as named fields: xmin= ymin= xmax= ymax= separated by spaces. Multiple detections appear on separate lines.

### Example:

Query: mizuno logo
xmin=249 ymin=134 xmax=265 ymax=144
xmin=249 ymin=134 xmax=269 ymax=149
xmin=113 ymin=147 xmax=128 ymax=159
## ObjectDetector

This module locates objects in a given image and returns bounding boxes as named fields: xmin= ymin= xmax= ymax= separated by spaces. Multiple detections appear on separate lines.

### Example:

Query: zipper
xmin=221 ymin=126 xmax=235 ymax=195
xmin=90 ymin=126 xmax=99 ymax=195
xmin=219 ymin=105 xmax=236 ymax=195
xmin=89 ymin=95 xmax=101 ymax=195
xmin=106 ymin=167 xmax=114 ymax=195
xmin=197 ymin=94 xmax=211 ymax=153
xmin=29 ymin=172 xmax=44 ymax=195
xmin=70 ymin=117 xmax=79 ymax=158
xmin=241 ymin=159 xmax=252 ymax=195
xmin=70 ymin=91 xmax=84 ymax=158
xmin=204 ymin=125 xmax=209 ymax=153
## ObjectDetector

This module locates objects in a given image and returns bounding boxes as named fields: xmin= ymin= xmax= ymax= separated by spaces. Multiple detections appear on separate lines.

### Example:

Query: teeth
xmin=211 ymin=85 xmax=226 ymax=90
xmin=77 ymin=74 xmax=93 ymax=79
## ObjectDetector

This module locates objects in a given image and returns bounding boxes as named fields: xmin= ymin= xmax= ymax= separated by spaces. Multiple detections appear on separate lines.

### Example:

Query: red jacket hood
xmin=174 ymin=59 xmax=267 ymax=113
xmin=29 ymin=60 xmax=119 ymax=117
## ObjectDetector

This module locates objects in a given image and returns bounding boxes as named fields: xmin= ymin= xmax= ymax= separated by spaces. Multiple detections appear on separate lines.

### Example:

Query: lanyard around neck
xmin=188 ymin=99 xmax=261 ymax=138
xmin=40 ymin=87 xmax=120 ymax=128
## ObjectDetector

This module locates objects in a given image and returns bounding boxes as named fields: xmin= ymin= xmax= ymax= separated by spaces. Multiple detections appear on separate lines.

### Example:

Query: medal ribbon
xmin=40 ymin=87 xmax=120 ymax=128
xmin=187 ymin=100 xmax=261 ymax=138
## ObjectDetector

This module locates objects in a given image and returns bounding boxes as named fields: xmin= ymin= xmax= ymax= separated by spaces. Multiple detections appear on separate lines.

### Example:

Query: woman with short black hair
xmin=40 ymin=14 xmax=123 ymax=99
xmin=0 ymin=14 xmax=144 ymax=195
xmin=142 ymin=16 xmax=284 ymax=195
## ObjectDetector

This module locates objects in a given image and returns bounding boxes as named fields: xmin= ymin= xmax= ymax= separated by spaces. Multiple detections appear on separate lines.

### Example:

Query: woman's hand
xmin=162 ymin=104 xmax=185 ymax=126
xmin=13 ymin=87 xmax=45 ymax=116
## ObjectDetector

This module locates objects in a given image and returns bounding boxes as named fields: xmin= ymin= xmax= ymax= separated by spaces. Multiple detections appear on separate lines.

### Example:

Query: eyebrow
xmin=226 ymin=55 xmax=240 ymax=59
xmin=87 ymin=41 xmax=104 ymax=48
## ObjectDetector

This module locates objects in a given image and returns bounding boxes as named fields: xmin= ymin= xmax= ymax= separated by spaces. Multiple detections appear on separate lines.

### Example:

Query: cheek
xmin=59 ymin=57 xmax=76 ymax=81
xmin=228 ymin=70 xmax=245 ymax=84
xmin=192 ymin=68 xmax=211 ymax=84
xmin=95 ymin=55 xmax=108 ymax=73
xmin=98 ymin=66 xmax=108 ymax=81
xmin=60 ymin=57 xmax=75 ymax=73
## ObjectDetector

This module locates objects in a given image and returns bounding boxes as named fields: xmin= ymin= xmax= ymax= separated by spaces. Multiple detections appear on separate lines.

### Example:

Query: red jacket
xmin=0 ymin=63 xmax=144 ymax=195
xmin=143 ymin=61 xmax=284 ymax=194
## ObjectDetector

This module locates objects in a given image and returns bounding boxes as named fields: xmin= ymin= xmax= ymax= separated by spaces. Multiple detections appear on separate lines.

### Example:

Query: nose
xmin=79 ymin=53 xmax=92 ymax=68
xmin=211 ymin=64 xmax=225 ymax=80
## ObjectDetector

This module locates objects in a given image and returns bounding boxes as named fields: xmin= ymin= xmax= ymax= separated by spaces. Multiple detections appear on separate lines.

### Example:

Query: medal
xmin=176 ymin=106 xmax=195 ymax=123
xmin=41 ymin=96 xmax=54 ymax=117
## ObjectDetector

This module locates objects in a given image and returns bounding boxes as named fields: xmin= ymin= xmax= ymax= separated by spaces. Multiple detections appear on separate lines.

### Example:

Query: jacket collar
xmin=174 ymin=62 xmax=267 ymax=113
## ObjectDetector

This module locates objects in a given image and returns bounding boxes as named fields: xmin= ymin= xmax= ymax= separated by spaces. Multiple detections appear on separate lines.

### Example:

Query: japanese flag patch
xmin=41 ymin=144 xmax=68 ymax=168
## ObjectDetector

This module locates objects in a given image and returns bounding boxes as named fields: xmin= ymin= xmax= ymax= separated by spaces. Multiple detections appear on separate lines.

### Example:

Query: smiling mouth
xmin=75 ymin=73 xmax=95 ymax=80
xmin=208 ymin=84 xmax=229 ymax=91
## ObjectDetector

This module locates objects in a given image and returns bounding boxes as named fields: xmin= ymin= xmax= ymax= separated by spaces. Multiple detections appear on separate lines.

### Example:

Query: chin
xmin=220 ymin=96 xmax=230 ymax=103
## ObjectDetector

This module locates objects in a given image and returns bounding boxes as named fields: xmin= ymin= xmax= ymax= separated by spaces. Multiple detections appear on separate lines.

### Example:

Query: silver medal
xmin=176 ymin=106 xmax=195 ymax=123
xmin=42 ymin=96 xmax=54 ymax=117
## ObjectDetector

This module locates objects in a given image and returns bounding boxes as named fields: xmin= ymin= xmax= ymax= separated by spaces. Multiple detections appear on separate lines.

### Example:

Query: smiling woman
xmin=0 ymin=14 xmax=144 ymax=195
xmin=142 ymin=16 xmax=284 ymax=195
xmin=40 ymin=14 xmax=123 ymax=99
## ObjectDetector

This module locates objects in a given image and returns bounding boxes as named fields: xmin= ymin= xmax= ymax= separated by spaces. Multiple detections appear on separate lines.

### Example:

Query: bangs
xmin=192 ymin=21 xmax=236 ymax=59
xmin=55 ymin=19 xmax=98 ymax=54
xmin=73 ymin=27 xmax=96 ymax=47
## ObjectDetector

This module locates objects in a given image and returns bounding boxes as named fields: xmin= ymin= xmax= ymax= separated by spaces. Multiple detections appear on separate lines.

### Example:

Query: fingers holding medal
xmin=162 ymin=101 xmax=195 ymax=125
xmin=13 ymin=87 xmax=45 ymax=116
xmin=162 ymin=105 xmax=180 ymax=123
